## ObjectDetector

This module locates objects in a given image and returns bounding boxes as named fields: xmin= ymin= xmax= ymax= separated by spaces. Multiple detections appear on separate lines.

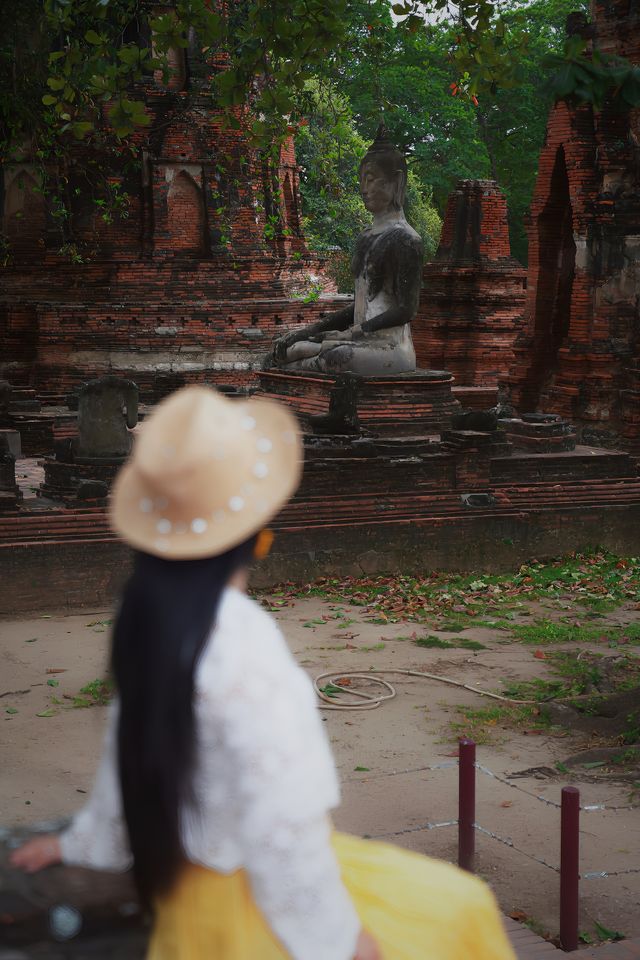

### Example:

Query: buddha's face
xmin=359 ymin=162 xmax=397 ymax=214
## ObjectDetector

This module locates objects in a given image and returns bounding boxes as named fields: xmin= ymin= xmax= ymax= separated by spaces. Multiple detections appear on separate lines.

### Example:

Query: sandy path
xmin=2 ymin=596 xmax=639 ymax=942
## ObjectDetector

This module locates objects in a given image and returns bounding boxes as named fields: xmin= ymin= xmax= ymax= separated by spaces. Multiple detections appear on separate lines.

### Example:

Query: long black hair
xmin=111 ymin=538 xmax=256 ymax=907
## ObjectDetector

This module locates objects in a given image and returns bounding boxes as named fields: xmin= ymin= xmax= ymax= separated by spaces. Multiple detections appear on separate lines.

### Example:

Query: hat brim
xmin=109 ymin=397 xmax=302 ymax=560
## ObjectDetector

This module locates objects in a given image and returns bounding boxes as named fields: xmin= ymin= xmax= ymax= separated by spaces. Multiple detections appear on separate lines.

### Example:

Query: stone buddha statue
xmin=273 ymin=124 xmax=424 ymax=376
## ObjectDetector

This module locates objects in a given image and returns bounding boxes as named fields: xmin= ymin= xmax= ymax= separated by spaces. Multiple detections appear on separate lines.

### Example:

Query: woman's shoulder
xmin=197 ymin=588 xmax=293 ymax=689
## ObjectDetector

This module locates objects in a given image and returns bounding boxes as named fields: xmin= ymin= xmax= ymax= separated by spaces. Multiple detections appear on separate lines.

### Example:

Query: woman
xmin=12 ymin=386 xmax=515 ymax=960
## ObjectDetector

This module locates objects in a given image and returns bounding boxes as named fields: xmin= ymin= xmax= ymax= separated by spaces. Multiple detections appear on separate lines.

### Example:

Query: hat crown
xmin=135 ymin=387 xmax=236 ymax=486
xmin=110 ymin=386 xmax=302 ymax=559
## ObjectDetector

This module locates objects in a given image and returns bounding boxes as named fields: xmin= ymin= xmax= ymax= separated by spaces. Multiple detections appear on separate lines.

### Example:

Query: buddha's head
xmin=358 ymin=123 xmax=407 ymax=214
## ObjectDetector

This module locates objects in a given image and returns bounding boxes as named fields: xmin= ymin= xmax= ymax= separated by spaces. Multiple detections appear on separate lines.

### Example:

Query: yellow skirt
xmin=148 ymin=833 xmax=516 ymax=960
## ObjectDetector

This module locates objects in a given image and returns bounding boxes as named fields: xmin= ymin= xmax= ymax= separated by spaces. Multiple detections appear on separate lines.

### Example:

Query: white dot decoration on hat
xmin=155 ymin=537 xmax=170 ymax=552
xmin=191 ymin=518 xmax=208 ymax=534
xmin=256 ymin=437 xmax=272 ymax=453
xmin=229 ymin=496 xmax=245 ymax=512
xmin=156 ymin=518 xmax=172 ymax=535
xmin=253 ymin=461 xmax=268 ymax=479
xmin=241 ymin=415 xmax=256 ymax=431
xmin=139 ymin=497 xmax=153 ymax=514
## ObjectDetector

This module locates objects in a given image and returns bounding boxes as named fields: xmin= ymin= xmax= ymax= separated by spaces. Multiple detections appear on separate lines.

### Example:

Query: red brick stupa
xmin=414 ymin=179 xmax=527 ymax=410
xmin=506 ymin=0 xmax=640 ymax=452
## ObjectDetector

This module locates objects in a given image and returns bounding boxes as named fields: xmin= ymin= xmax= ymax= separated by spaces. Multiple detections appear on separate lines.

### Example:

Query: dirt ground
xmin=1 ymin=583 xmax=639 ymax=945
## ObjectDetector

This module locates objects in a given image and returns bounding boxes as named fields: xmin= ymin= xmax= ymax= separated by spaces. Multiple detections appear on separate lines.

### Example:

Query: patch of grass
xmin=606 ymin=621 xmax=640 ymax=645
xmin=470 ymin=618 xmax=514 ymax=630
xmin=611 ymin=747 xmax=640 ymax=766
xmin=415 ymin=635 xmax=486 ymax=651
xmin=502 ymin=677 xmax=566 ymax=701
xmin=457 ymin=638 xmax=487 ymax=651
xmin=512 ymin=620 xmax=604 ymax=645
xmin=415 ymin=636 xmax=454 ymax=649
xmin=435 ymin=618 xmax=467 ymax=633
xmin=68 ymin=677 xmax=115 ymax=708
xmin=449 ymin=703 xmax=551 ymax=743
xmin=359 ymin=642 xmax=386 ymax=652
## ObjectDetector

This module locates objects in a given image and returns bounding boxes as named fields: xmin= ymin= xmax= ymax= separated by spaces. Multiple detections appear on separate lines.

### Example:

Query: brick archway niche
xmin=526 ymin=146 xmax=577 ymax=411
xmin=166 ymin=170 xmax=206 ymax=257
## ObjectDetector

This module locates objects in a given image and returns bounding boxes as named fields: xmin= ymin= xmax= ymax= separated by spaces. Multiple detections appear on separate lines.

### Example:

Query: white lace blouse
xmin=59 ymin=587 xmax=360 ymax=960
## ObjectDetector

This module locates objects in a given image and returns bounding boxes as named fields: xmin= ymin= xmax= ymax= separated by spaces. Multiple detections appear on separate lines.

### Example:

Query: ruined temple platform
xmin=2 ymin=437 xmax=640 ymax=615
xmin=257 ymin=368 xmax=461 ymax=437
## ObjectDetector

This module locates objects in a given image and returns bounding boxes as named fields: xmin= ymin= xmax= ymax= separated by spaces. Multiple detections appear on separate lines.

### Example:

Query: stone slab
xmin=0 ymin=430 xmax=21 ymax=458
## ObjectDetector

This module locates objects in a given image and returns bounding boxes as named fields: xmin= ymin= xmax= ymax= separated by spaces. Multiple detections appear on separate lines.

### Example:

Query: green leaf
xmin=319 ymin=683 xmax=344 ymax=697
xmin=47 ymin=77 xmax=66 ymax=90
xmin=354 ymin=765 xmax=370 ymax=771
xmin=36 ymin=709 xmax=55 ymax=718
xmin=85 ymin=30 xmax=102 ymax=45
xmin=5 ymin=707 xmax=18 ymax=715
xmin=72 ymin=121 xmax=94 ymax=139
xmin=47 ymin=678 xmax=59 ymax=687
xmin=594 ymin=920 xmax=624 ymax=942
xmin=42 ymin=95 xmax=58 ymax=106
xmin=555 ymin=761 xmax=570 ymax=774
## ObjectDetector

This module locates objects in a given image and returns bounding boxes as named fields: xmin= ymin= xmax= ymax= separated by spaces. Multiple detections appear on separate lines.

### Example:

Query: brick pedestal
xmin=257 ymin=368 xmax=460 ymax=437
xmin=500 ymin=413 xmax=577 ymax=453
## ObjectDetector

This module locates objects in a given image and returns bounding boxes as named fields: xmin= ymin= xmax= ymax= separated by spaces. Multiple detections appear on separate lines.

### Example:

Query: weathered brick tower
xmin=414 ymin=179 xmax=526 ymax=393
xmin=0 ymin=6 xmax=335 ymax=400
xmin=507 ymin=0 xmax=640 ymax=450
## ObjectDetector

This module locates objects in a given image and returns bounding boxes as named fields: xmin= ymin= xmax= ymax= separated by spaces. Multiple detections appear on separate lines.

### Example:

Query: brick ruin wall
xmin=0 ymin=41 xmax=341 ymax=399
xmin=506 ymin=0 xmax=640 ymax=451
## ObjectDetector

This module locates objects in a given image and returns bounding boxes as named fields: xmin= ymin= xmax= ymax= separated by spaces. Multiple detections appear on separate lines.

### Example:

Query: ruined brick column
xmin=414 ymin=180 xmax=527 ymax=392
xmin=506 ymin=1 xmax=640 ymax=451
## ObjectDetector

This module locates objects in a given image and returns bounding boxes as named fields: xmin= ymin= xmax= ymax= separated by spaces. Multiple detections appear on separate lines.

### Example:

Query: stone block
xmin=0 ymin=429 xmax=21 ymax=458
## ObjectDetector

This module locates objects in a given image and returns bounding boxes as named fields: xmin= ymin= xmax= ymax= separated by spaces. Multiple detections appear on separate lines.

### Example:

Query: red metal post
xmin=458 ymin=738 xmax=476 ymax=873
xmin=560 ymin=786 xmax=580 ymax=952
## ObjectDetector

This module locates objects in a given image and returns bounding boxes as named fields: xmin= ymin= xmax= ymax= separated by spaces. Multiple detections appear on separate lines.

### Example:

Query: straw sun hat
xmin=110 ymin=386 xmax=302 ymax=559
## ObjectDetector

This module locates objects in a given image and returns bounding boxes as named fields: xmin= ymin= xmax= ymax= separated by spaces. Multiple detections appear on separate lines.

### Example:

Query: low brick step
xmin=503 ymin=916 xmax=558 ymax=957
xmin=579 ymin=937 xmax=640 ymax=959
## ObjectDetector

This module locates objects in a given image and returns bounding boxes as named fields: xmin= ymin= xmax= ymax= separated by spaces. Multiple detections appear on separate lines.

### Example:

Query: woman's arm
xmin=12 ymin=702 xmax=132 ymax=874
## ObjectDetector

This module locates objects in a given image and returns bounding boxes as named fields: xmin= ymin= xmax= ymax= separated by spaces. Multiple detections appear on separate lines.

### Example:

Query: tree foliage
xmin=2 ymin=0 xmax=640 ymax=265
